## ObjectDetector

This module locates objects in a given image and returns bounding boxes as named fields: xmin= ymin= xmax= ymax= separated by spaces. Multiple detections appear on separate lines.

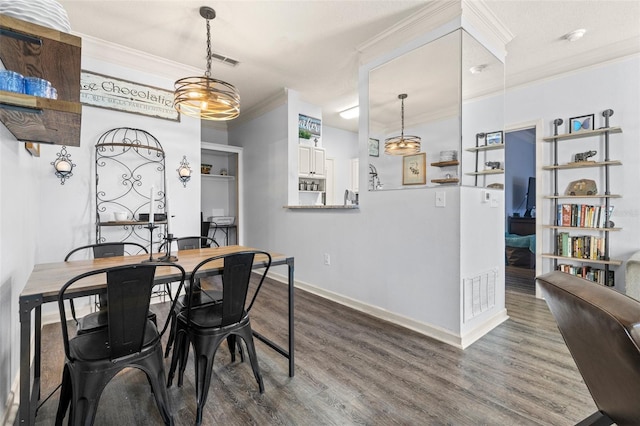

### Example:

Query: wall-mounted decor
xmin=569 ymin=114 xmax=594 ymax=133
xmin=368 ymin=138 xmax=379 ymax=157
xmin=177 ymin=156 xmax=192 ymax=188
xmin=51 ymin=145 xmax=75 ymax=185
xmin=80 ymin=70 xmax=179 ymax=121
xmin=402 ymin=152 xmax=426 ymax=185
xmin=486 ymin=130 xmax=503 ymax=145
xmin=298 ymin=114 xmax=321 ymax=146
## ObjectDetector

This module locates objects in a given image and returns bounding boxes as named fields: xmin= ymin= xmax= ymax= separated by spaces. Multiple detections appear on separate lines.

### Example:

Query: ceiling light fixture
xmin=469 ymin=64 xmax=487 ymax=74
xmin=339 ymin=105 xmax=359 ymax=119
xmin=174 ymin=6 xmax=240 ymax=121
xmin=384 ymin=94 xmax=421 ymax=155
xmin=564 ymin=28 xmax=586 ymax=42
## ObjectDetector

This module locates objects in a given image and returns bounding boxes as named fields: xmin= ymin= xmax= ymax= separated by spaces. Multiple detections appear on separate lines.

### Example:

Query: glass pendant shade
xmin=174 ymin=6 xmax=240 ymax=121
xmin=384 ymin=94 xmax=421 ymax=155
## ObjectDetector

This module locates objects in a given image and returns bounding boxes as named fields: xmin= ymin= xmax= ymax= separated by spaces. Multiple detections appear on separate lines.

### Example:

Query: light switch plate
xmin=435 ymin=191 xmax=446 ymax=207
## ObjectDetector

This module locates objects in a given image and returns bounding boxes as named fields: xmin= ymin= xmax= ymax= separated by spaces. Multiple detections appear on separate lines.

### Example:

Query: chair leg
xmin=191 ymin=333 xmax=226 ymax=426
xmin=140 ymin=347 xmax=174 ymax=426
xmin=235 ymin=324 xmax=264 ymax=393
xmin=55 ymin=365 xmax=72 ymax=426
xmin=66 ymin=366 xmax=117 ymax=426
xmin=164 ymin=311 xmax=177 ymax=358
xmin=167 ymin=327 xmax=185 ymax=387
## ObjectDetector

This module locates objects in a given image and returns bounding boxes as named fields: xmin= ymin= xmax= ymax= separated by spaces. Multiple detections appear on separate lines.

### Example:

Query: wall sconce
xmin=51 ymin=145 xmax=75 ymax=185
xmin=177 ymin=155 xmax=192 ymax=187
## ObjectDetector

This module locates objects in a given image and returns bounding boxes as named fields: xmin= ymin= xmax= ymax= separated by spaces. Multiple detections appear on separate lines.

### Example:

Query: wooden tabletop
xmin=22 ymin=245 xmax=286 ymax=301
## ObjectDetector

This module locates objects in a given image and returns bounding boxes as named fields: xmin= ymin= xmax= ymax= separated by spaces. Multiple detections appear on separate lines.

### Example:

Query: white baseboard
xmin=2 ymin=369 xmax=19 ymax=426
xmin=459 ymin=309 xmax=509 ymax=349
xmin=267 ymin=272 xmax=470 ymax=349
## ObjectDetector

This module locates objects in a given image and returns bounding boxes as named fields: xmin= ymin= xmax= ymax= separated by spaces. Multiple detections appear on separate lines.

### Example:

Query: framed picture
xmin=486 ymin=130 xmax=503 ymax=145
xmin=368 ymin=138 xmax=379 ymax=157
xmin=402 ymin=153 xmax=426 ymax=185
xmin=569 ymin=114 xmax=594 ymax=133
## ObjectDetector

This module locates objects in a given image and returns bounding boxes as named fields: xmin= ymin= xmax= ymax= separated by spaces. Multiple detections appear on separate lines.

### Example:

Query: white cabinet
xmin=299 ymin=145 xmax=326 ymax=177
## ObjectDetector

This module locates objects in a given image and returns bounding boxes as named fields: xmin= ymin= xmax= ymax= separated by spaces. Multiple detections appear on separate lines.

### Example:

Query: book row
xmin=556 ymin=232 xmax=607 ymax=260
xmin=557 ymin=264 xmax=615 ymax=287
xmin=557 ymin=203 xmax=614 ymax=228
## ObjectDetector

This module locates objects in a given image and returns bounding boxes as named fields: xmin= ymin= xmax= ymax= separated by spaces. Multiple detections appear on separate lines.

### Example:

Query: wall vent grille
xmin=463 ymin=269 xmax=497 ymax=323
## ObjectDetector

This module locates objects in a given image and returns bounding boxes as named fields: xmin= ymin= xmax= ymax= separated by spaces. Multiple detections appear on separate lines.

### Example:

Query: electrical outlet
xmin=324 ymin=253 xmax=330 ymax=265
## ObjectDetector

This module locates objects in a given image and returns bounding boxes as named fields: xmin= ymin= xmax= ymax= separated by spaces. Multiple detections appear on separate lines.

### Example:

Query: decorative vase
xmin=0 ymin=0 xmax=71 ymax=33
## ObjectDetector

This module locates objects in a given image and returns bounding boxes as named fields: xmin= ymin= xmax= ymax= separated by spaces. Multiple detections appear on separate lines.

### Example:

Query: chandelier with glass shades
xmin=384 ymin=94 xmax=421 ymax=155
xmin=174 ymin=6 xmax=240 ymax=121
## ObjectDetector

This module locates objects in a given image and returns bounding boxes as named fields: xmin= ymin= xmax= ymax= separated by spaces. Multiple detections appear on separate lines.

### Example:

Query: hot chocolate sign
xmin=80 ymin=71 xmax=180 ymax=121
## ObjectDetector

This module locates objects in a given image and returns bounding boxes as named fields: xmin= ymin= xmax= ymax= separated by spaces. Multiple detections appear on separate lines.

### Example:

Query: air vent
xmin=210 ymin=52 xmax=239 ymax=67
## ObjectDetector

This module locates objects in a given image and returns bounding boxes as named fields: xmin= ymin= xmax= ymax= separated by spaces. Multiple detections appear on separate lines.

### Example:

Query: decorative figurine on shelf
xmin=573 ymin=150 xmax=597 ymax=163
xmin=565 ymin=179 xmax=597 ymax=196
xmin=485 ymin=161 xmax=502 ymax=170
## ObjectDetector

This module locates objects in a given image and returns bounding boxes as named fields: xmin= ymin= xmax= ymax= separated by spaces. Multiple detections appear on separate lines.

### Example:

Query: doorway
xmin=505 ymin=127 xmax=536 ymax=294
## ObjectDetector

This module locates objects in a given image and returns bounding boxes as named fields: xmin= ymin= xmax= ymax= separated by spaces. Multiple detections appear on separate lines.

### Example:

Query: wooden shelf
xmin=542 ymin=127 xmax=622 ymax=142
xmin=99 ymin=220 xmax=167 ymax=227
xmin=465 ymin=144 xmax=504 ymax=153
xmin=541 ymin=253 xmax=622 ymax=266
xmin=465 ymin=169 xmax=504 ymax=176
xmin=543 ymin=194 xmax=621 ymax=199
xmin=202 ymin=174 xmax=235 ymax=180
xmin=0 ymin=14 xmax=81 ymax=146
xmin=431 ymin=178 xmax=459 ymax=184
xmin=430 ymin=160 xmax=459 ymax=167
xmin=542 ymin=160 xmax=622 ymax=170
xmin=542 ymin=225 xmax=621 ymax=231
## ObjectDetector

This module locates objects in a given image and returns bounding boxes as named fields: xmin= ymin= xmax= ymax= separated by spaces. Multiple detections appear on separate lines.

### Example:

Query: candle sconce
xmin=51 ymin=145 xmax=75 ymax=185
xmin=177 ymin=155 xmax=192 ymax=187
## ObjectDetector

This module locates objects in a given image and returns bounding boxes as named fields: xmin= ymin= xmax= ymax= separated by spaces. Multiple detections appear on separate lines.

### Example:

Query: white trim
xmin=78 ymin=33 xmax=199 ymax=80
xmin=1 ymin=373 xmax=19 ymax=426
xmin=228 ymin=88 xmax=288 ymax=131
xmin=200 ymin=142 xmax=244 ymax=245
xmin=459 ymin=309 xmax=509 ymax=348
xmin=267 ymin=271 xmax=464 ymax=349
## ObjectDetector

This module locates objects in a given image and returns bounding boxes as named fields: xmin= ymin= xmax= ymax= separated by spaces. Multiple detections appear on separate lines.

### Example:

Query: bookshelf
xmin=541 ymin=110 xmax=622 ymax=286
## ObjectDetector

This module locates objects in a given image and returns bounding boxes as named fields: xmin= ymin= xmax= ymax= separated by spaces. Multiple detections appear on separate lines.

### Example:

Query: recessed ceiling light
xmin=469 ymin=64 xmax=487 ymax=74
xmin=564 ymin=28 xmax=586 ymax=42
xmin=339 ymin=105 xmax=359 ymax=119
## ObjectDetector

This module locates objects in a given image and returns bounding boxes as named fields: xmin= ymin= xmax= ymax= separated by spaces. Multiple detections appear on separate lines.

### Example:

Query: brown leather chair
xmin=537 ymin=271 xmax=640 ymax=426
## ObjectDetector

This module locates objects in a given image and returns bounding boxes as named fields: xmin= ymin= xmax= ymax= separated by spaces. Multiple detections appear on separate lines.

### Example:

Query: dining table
xmin=18 ymin=245 xmax=295 ymax=425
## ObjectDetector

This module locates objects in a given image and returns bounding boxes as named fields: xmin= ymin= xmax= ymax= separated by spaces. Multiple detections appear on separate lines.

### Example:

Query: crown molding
xmin=507 ymin=38 xmax=640 ymax=90
xmin=461 ymin=0 xmax=513 ymax=60
xmin=78 ymin=33 xmax=200 ymax=80
xmin=357 ymin=1 xmax=462 ymax=65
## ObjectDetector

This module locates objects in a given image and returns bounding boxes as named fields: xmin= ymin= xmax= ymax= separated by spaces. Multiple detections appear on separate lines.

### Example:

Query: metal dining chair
xmin=166 ymin=250 xmax=272 ymax=426
xmin=55 ymin=262 xmax=185 ymax=426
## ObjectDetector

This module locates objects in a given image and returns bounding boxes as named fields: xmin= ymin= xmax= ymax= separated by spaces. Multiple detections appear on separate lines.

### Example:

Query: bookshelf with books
xmin=541 ymin=109 xmax=622 ymax=286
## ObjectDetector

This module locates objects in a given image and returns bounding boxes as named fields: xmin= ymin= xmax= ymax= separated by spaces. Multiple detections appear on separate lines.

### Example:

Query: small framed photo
xmin=486 ymin=131 xmax=503 ymax=145
xmin=402 ymin=153 xmax=426 ymax=185
xmin=368 ymin=138 xmax=379 ymax=157
xmin=569 ymin=114 xmax=594 ymax=133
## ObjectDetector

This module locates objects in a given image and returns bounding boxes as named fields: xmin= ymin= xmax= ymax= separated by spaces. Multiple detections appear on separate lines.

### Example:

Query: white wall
xmin=505 ymin=56 xmax=640 ymax=292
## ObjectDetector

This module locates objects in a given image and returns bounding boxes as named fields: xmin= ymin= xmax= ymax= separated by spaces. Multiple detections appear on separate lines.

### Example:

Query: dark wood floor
xmin=34 ymin=267 xmax=596 ymax=425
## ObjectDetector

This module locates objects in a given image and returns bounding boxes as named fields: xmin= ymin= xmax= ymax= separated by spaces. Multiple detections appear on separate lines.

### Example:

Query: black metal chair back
xmin=64 ymin=242 xmax=148 ymax=261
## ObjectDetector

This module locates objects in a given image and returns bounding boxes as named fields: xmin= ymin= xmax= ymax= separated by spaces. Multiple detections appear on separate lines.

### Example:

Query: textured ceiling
xmin=56 ymin=0 xmax=640 ymax=132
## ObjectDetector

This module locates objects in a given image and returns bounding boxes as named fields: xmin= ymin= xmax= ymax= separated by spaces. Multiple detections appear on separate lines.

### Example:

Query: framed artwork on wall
xmin=402 ymin=152 xmax=426 ymax=185
xmin=368 ymin=138 xmax=379 ymax=157
xmin=569 ymin=114 xmax=594 ymax=133
xmin=486 ymin=130 xmax=503 ymax=145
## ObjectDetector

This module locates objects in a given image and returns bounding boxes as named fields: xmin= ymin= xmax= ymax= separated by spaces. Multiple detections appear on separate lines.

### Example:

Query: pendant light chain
xmin=205 ymin=17 xmax=212 ymax=78
xmin=400 ymin=96 xmax=405 ymax=139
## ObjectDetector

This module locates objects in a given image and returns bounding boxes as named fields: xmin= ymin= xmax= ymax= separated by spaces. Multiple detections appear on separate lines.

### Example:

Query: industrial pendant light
xmin=174 ymin=6 xmax=240 ymax=120
xmin=384 ymin=94 xmax=421 ymax=155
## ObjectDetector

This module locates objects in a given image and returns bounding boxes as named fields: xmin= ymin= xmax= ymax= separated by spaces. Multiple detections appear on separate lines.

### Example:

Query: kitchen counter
xmin=285 ymin=205 xmax=359 ymax=210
